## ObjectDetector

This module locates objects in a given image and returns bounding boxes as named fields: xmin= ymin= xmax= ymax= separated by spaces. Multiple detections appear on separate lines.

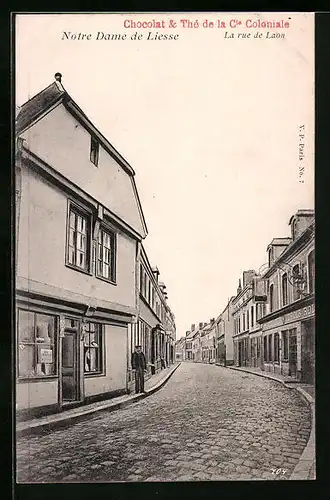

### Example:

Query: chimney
xmin=237 ymin=279 xmax=242 ymax=295
xmin=210 ymin=318 xmax=215 ymax=323
xmin=199 ymin=322 xmax=204 ymax=329
xmin=152 ymin=266 xmax=160 ymax=283
xmin=191 ymin=324 xmax=195 ymax=331
xmin=243 ymin=270 xmax=256 ymax=288
xmin=289 ymin=209 xmax=314 ymax=241
xmin=186 ymin=330 xmax=190 ymax=336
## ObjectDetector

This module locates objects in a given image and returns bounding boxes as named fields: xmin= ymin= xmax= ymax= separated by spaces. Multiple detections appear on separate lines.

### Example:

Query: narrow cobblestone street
xmin=16 ymin=363 xmax=311 ymax=482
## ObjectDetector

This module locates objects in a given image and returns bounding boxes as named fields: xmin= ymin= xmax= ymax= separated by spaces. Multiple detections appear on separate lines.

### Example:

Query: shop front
xmin=16 ymin=294 xmax=132 ymax=420
xmin=259 ymin=298 xmax=315 ymax=381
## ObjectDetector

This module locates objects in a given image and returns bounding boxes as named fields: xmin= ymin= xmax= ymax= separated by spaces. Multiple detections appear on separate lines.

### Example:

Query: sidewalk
xmin=226 ymin=365 xmax=315 ymax=480
xmin=16 ymin=362 xmax=181 ymax=438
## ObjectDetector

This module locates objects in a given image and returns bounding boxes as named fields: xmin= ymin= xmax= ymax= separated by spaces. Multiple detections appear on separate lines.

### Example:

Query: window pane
xmin=89 ymin=348 xmax=98 ymax=371
xmin=77 ymin=251 xmax=85 ymax=268
xmin=81 ymin=217 xmax=86 ymax=234
xmin=77 ymin=215 xmax=83 ymax=232
xmin=69 ymin=212 xmax=76 ymax=229
xmin=85 ymin=348 xmax=91 ymax=371
xmin=69 ymin=227 xmax=75 ymax=246
xmin=68 ymin=246 xmax=75 ymax=264
xmin=103 ymin=263 xmax=109 ymax=278
xmin=18 ymin=344 xmax=35 ymax=377
xmin=103 ymin=247 xmax=109 ymax=264
xmin=62 ymin=335 xmax=74 ymax=367
xmin=18 ymin=310 xmax=35 ymax=343
xmin=37 ymin=345 xmax=55 ymax=375
xmin=36 ymin=314 xmax=55 ymax=343
xmin=103 ymin=232 xmax=111 ymax=248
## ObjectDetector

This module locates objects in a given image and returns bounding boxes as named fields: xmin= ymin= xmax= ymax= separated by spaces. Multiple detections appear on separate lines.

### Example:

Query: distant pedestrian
xmin=131 ymin=345 xmax=147 ymax=394
xmin=160 ymin=357 xmax=166 ymax=369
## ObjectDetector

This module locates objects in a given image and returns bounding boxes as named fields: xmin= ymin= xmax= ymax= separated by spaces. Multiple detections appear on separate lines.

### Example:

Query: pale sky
xmin=15 ymin=13 xmax=314 ymax=339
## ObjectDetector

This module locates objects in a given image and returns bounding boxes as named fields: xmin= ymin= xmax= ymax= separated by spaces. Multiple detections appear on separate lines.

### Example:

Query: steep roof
xmin=16 ymin=77 xmax=148 ymax=239
xmin=16 ymin=82 xmax=64 ymax=134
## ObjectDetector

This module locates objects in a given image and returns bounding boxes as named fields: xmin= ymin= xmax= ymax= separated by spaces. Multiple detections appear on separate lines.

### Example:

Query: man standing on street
xmin=131 ymin=345 xmax=147 ymax=394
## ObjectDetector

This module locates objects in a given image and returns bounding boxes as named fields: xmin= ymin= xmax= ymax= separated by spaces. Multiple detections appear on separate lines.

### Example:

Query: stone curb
xmin=226 ymin=365 xmax=315 ymax=480
xmin=16 ymin=363 xmax=181 ymax=438
xmin=289 ymin=387 xmax=315 ymax=480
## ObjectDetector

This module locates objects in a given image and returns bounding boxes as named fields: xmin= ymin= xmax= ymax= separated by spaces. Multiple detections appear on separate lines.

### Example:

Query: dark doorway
xmin=301 ymin=319 xmax=315 ymax=384
xmin=288 ymin=330 xmax=297 ymax=378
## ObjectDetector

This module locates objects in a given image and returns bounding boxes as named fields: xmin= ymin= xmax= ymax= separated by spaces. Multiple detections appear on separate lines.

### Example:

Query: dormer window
xmin=282 ymin=273 xmax=288 ymax=306
xmin=90 ymin=136 xmax=99 ymax=166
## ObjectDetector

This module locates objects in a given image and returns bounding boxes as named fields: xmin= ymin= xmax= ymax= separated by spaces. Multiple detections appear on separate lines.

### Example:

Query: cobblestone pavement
xmin=16 ymin=363 xmax=311 ymax=482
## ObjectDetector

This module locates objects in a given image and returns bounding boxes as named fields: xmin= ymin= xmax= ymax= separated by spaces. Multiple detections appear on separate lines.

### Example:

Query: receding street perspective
xmin=15 ymin=13 xmax=315 ymax=483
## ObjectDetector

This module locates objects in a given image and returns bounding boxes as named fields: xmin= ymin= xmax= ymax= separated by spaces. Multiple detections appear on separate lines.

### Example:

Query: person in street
xmin=131 ymin=345 xmax=147 ymax=394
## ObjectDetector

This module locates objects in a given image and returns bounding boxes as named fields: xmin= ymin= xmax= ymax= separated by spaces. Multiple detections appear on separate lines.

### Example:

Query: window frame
xmin=66 ymin=200 xmax=93 ymax=275
xmin=282 ymin=330 xmax=289 ymax=360
xmin=17 ymin=308 xmax=58 ymax=381
xmin=95 ymin=224 xmax=117 ymax=284
xmin=263 ymin=336 xmax=268 ymax=362
xmin=269 ymin=284 xmax=274 ymax=312
xmin=83 ymin=322 xmax=105 ymax=376
xmin=282 ymin=273 xmax=288 ymax=307
xmin=307 ymin=249 xmax=315 ymax=294
xmin=274 ymin=332 xmax=280 ymax=363
xmin=90 ymin=135 xmax=100 ymax=167
xmin=268 ymin=334 xmax=273 ymax=362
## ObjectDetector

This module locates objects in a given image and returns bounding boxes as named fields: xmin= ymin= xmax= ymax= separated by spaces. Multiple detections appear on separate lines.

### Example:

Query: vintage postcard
xmin=14 ymin=12 xmax=315 ymax=482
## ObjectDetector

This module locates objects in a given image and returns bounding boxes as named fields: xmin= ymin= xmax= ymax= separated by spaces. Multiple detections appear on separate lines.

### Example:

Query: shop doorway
xmin=288 ymin=330 xmax=297 ymax=378
xmin=301 ymin=319 xmax=315 ymax=384
xmin=60 ymin=318 xmax=83 ymax=404
xmin=150 ymin=329 xmax=156 ymax=374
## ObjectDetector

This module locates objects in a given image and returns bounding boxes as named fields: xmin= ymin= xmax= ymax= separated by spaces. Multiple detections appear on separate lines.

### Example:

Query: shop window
xmin=67 ymin=204 xmax=90 ymax=272
xmin=268 ymin=334 xmax=273 ymax=362
xmin=97 ymin=226 xmax=116 ymax=282
xmin=308 ymin=250 xmax=315 ymax=294
xmin=84 ymin=322 xmax=103 ymax=374
xmin=18 ymin=310 xmax=57 ymax=378
xmin=274 ymin=333 xmax=280 ymax=362
xmin=282 ymin=331 xmax=289 ymax=360
xmin=90 ymin=136 xmax=99 ymax=166
xmin=263 ymin=336 xmax=268 ymax=362
xmin=282 ymin=273 xmax=288 ymax=306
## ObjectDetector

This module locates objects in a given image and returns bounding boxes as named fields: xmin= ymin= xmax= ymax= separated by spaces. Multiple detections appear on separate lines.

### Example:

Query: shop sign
xmin=285 ymin=303 xmax=315 ymax=324
xmin=40 ymin=348 xmax=53 ymax=364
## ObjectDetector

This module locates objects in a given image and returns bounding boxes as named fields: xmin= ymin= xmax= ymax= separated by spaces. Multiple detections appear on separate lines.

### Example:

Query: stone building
xmin=128 ymin=245 xmax=176 ymax=388
xmin=175 ymin=337 xmax=186 ymax=361
xmin=200 ymin=320 xmax=216 ymax=364
xmin=258 ymin=210 xmax=315 ymax=383
xmin=184 ymin=326 xmax=195 ymax=361
xmin=232 ymin=271 xmax=267 ymax=368
xmin=215 ymin=297 xmax=235 ymax=366
xmin=15 ymin=74 xmax=148 ymax=417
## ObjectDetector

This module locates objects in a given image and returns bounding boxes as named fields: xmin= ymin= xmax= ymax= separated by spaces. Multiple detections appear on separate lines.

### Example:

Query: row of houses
xmin=175 ymin=209 xmax=315 ymax=385
xmin=15 ymin=73 xmax=176 ymax=419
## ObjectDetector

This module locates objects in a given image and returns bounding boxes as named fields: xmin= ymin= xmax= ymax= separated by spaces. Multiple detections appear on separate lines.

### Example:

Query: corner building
xmin=15 ymin=75 xmax=148 ymax=418
xmin=259 ymin=210 xmax=315 ymax=383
